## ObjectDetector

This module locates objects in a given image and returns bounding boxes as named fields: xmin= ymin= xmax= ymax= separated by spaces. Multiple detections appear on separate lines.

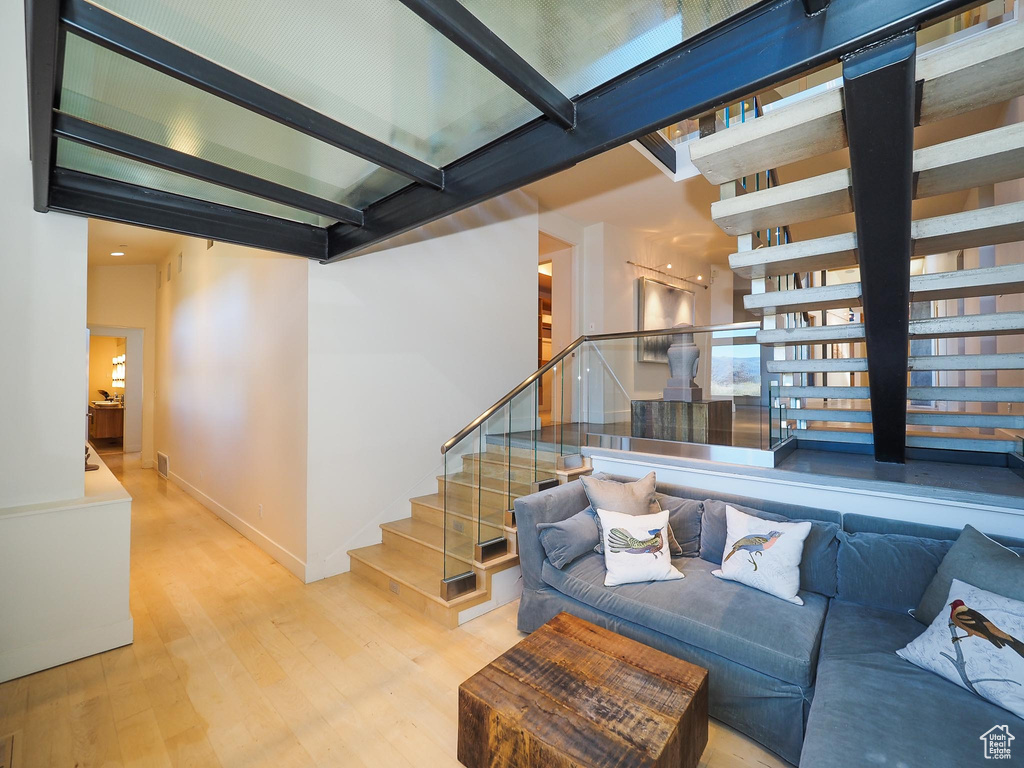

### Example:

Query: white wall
xmin=88 ymin=264 xmax=158 ymax=464
xmin=154 ymin=238 xmax=309 ymax=578
xmin=571 ymin=222 xmax=721 ymax=415
xmin=306 ymin=191 xmax=538 ymax=580
xmin=0 ymin=1 xmax=130 ymax=681
xmin=0 ymin=0 xmax=89 ymax=510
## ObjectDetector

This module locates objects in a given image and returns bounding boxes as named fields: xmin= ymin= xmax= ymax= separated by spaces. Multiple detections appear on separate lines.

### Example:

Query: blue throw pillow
xmin=537 ymin=507 xmax=600 ymax=569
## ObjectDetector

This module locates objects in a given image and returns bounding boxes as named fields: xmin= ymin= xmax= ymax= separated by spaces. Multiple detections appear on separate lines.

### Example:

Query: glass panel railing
xmin=581 ymin=326 xmax=764 ymax=449
xmin=769 ymin=381 xmax=791 ymax=448
xmin=439 ymin=322 xmax=763 ymax=597
xmin=442 ymin=425 xmax=480 ymax=591
xmin=478 ymin=404 xmax=511 ymax=551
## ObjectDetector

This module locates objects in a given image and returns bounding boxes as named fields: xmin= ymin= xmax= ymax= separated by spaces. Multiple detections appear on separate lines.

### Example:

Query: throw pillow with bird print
xmin=712 ymin=505 xmax=812 ymax=604
xmin=596 ymin=508 xmax=684 ymax=587
xmin=898 ymin=579 xmax=1024 ymax=719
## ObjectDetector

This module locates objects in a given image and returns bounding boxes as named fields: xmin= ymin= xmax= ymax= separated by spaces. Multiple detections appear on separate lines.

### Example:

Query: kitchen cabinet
xmin=89 ymin=405 xmax=124 ymax=439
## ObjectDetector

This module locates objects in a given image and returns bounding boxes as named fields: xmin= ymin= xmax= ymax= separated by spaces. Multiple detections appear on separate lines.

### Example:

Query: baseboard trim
xmin=167 ymin=472 xmax=308 ymax=582
xmin=0 ymin=617 xmax=133 ymax=684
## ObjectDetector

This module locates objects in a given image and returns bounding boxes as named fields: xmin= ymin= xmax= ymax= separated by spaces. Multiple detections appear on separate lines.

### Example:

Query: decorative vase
xmin=663 ymin=330 xmax=702 ymax=402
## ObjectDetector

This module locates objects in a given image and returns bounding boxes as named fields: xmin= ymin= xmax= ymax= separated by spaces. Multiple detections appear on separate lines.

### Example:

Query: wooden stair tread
xmin=348 ymin=544 xmax=486 ymax=608
xmin=440 ymin=471 xmax=535 ymax=495
xmin=410 ymin=493 xmax=514 ymax=531
xmin=730 ymin=201 xmax=1024 ymax=279
xmin=467 ymin=452 xmax=559 ymax=473
xmin=690 ymin=21 xmax=1024 ymax=185
xmin=381 ymin=517 xmax=519 ymax=569
xmin=746 ymin=263 xmax=1024 ymax=317
xmin=713 ymin=124 xmax=1024 ymax=238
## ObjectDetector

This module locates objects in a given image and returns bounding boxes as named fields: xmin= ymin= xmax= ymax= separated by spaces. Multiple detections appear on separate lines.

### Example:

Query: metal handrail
xmin=440 ymin=321 xmax=760 ymax=453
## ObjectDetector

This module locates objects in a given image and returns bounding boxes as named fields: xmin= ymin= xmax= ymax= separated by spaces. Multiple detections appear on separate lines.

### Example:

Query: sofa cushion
xmin=655 ymin=493 xmax=702 ymax=557
xmin=801 ymin=600 xmax=1024 ymax=768
xmin=537 ymin=506 xmax=600 ymax=570
xmin=915 ymin=524 xmax=1024 ymax=625
xmin=701 ymin=499 xmax=840 ymax=598
xmin=540 ymin=552 xmax=828 ymax=687
xmin=837 ymin=530 xmax=951 ymax=613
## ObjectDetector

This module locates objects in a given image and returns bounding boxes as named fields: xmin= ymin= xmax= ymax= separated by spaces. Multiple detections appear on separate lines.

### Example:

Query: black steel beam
xmin=636 ymin=131 xmax=677 ymax=174
xmin=396 ymin=0 xmax=574 ymax=129
xmin=60 ymin=0 xmax=444 ymax=190
xmin=802 ymin=0 xmax=832 ymax=14
xmin=327 ymin=0 xmax=979 ymax=261
xmin=25 ymin=0 xmax=62 ymax=212
xmin=842 ymin=31 xmax=918 ymax=464
xmin=49 ymin=168 xmax=328 ymax=260
xmin=53 ymin=112 xmax=363 ymax=226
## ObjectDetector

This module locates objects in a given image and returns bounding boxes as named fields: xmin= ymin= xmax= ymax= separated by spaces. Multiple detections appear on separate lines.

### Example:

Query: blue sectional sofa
xmin=515 ymin=476 xmax=1024 ymax=766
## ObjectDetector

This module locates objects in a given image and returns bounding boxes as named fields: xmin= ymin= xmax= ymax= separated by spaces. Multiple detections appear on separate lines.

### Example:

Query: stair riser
xmin=349 ymin=557 xmax=461 ymax=630
xmin=439 ymin=478 xmax=523 ymax=510
xmin=381 ymin=528 xmax=445 ymax=563
xmin=410 ymin=501 xmax=505 ymax=541
xmin=485 ymin=444 xmax=561 ymax=465
xmin=462 ymin=456 xmax=542 ymax=485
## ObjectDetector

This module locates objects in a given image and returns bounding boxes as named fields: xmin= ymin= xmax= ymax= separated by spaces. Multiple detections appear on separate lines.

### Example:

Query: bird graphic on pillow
xmin=607 ymin=528 xmax=664 ymax=558
xmin=725 ymin=531 xmax=783 ymax=572
xmin=949 ymin=599 xmax=1024 ymax=659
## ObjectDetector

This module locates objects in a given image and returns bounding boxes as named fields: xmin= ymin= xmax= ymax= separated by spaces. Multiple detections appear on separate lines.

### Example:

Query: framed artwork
xmin=637 ymin=277 xmax=695 ymax=363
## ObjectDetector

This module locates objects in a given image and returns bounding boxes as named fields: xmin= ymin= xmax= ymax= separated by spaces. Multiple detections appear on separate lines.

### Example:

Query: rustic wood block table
xmin=458 ymin=612 xmax=708 ymax=768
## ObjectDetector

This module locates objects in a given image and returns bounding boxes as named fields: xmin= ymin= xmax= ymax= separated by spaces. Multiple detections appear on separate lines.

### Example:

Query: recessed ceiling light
xmin=666 ymin=263 xmax=672 ymax=269
xmin=697 ymin=274 xmax=703 ymax=281
xmin=110 ymin=251 xmax=125 ymax=256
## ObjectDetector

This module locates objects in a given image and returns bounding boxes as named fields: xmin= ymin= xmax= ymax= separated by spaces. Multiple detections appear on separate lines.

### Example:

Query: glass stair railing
xmin=438 ymin=321 xmax=791 ymax=598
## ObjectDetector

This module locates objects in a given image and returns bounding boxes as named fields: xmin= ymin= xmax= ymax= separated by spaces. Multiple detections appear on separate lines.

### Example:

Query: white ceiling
xmin=524 ymin=144 xmax=737 ymax=266
xmin=88 ymin=219 xmax=184 ymax=267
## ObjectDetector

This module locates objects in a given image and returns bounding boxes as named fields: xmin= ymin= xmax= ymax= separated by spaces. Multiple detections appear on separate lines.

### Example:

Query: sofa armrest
xmin=514 ymin=481 xmax=590 ymax=592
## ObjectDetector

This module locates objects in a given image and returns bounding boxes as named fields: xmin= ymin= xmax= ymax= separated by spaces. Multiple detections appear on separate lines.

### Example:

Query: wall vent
xmin=156 ymin=452 xmax=169 ymax=479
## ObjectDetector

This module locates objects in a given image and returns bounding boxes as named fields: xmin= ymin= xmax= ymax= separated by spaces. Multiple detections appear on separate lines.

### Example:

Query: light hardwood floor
xmin=0 ymin=455 xmax=789 ymax=768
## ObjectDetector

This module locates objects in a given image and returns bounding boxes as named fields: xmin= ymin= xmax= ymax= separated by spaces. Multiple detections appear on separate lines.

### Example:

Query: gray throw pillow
xmin=580 ymin=472 xmax=684 ymax=556
xmin=537 ymin=507 xmax=600 ymax=570
xmin=914 ymin=524 xmax=1024 ymax=625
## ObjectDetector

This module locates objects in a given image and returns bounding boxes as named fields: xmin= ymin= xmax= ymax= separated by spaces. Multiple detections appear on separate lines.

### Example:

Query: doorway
xmin=538 ymin=232 xmax=574 ymax=427
xmin=87 ymin=325 xmax=145 ymax=457
xmin=88 ymin=334 xmax=125 ymax=454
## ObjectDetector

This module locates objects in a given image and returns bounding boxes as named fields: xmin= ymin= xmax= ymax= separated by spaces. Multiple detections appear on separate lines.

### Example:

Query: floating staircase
xmin=348 ymin=443 xmax=564 ymax=627
xmin=690 ymin=15 xmax=1024 ymax=456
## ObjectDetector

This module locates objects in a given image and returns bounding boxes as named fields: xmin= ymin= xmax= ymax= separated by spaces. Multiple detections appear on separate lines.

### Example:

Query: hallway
xmin=0 ymin=458 xmax=783 ymax=767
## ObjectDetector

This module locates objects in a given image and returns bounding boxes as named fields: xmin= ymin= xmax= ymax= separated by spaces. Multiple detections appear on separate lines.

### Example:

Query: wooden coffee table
xmin=458 ymin=612 xmax=708 ymax=768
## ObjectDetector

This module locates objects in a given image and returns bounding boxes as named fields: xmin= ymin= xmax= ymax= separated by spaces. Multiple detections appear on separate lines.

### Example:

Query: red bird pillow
xmin=898 ymin=579 xmax=1024 ymax=719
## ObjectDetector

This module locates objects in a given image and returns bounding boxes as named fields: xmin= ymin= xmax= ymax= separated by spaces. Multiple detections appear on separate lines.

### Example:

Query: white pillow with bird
xmin=596 ymin=508 xmax=684 ymax=587
xmin=712 ymin=505 xmax=812 ymax=604
xmin=898 ymin=579 xmax=1024 ymax=720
